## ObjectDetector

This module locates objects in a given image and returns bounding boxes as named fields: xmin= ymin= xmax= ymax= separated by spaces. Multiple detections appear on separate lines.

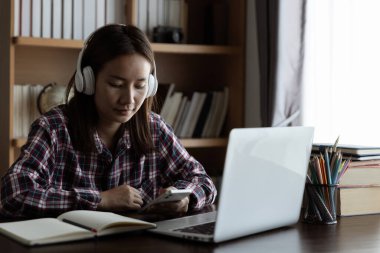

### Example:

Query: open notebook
xmin=151 ymin=127 xmax=314 ymax=243
xmin=0 ymin=210 xmax=155 ymax=246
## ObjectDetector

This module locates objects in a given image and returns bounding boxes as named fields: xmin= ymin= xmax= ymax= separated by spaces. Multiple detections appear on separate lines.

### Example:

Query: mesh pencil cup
xmin=303 ymin=183 xmax=338 ymax=225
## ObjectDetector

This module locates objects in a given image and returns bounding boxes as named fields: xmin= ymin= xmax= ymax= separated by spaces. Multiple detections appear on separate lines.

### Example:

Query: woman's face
xmin=94 ymin=53 xmax=151 ymax=129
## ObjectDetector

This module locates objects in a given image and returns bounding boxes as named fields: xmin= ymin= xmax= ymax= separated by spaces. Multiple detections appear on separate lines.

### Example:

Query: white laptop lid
xmin=214 ymin=127 xmax=313 ymax=242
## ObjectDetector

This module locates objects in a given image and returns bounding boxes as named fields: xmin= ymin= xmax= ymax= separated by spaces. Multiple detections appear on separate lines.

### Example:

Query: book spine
xmin=14 ymin=0 xmax=21 ymax=36
xmin=41 ymin=0 xmax=52 ymax=38
xmin=147 ymin=0 xmax=158 ymax=39
xmin=62 ymin=0 xmax=73 ymax=39
xmin=193 ymin=92 xmax=213 ymax=138
xmin=31 ymin=0 xmax=41 ymax=37
xmin=186 ymin=92 xmax=207 ymax=138
xmin=96 ymin=0 xmax=106 ymax=29
xmin=83 ymin=0 xmax=96 ymax=39
xmin=52 ymin=0 xmax=63 ymax=39
xmin=72 ymin=0 xmax=83 ymax=40
xmin=137 ymin=0 xmax=148 ymax=33
xmin=21 ymin=0 xmax=31 ymax=36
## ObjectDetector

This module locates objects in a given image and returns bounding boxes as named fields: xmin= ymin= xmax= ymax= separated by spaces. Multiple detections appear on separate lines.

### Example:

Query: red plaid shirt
xmin=0 ymin=106 xmax=216 ymax=218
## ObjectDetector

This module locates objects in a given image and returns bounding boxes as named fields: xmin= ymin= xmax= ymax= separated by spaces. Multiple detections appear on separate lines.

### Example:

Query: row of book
xmin=158 ymin=84 xmax=229 ymax=138
xmin=13 ymin=83 xmax=67 ymax=138
xmin=14 ymin=0 xmax=126 ymax=40
xmin=13 ymin=84 xmax=44 ymax=138
xmin=14 ymin=82 xmax=228 ymax=140
xmin=312 ymin=144 xmax=380 ymax=216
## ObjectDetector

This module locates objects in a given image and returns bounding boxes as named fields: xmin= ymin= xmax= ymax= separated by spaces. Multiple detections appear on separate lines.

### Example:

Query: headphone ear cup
xmin=82 ymin=66 xmax=95 ymax=95
xmin=147 ymin=74 xmax=158 ymax=97
xmin=75 ymin=70 xmax=84 ymax=93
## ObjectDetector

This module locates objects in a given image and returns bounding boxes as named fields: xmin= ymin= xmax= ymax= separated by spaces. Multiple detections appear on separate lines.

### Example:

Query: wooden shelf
xmin=12 ymin=37 xmax=242 ymax=55
xmin=13 ymin=37 xmax=83 ymax=49
xmin=180 ymin=138 xmax=228 ymax=148
xmin=12 ymin=138 xmax=228 ymax=149
xmin=1 ymin=0 xmax=245 ymax=173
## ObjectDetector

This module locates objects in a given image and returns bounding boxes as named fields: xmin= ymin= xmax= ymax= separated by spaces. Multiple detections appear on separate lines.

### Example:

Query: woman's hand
xmin=97 ymin=184 xmax=143 ymax=211
xmin=146 ymin=187 xmax=190 ymax=216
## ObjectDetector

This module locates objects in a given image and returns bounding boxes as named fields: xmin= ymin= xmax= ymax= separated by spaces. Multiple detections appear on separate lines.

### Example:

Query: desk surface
xmin=1 ymin=214 xmax=380 ymax=253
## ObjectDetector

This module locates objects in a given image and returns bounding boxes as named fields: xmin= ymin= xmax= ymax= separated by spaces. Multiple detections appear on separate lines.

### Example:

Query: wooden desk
xmin=1 ymin=214 xmax=380 ymax=253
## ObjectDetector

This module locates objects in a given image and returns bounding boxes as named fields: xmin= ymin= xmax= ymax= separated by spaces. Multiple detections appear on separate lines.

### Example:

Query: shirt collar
xmin=93 ymin=125 xmax=132 ymax=155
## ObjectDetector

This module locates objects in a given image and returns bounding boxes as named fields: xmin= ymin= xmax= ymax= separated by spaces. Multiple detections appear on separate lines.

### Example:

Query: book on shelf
xmin=192 ymin=92 xmax=213 ymax=138
xmin=96 ymin=0 xmax=106 ymax=29
xmin=157 ymin=83 xmax=176 ymax=117
xmin=0 ymin=210 xmax=156 ymax=246
xmin=72 ymin=0 xmax=83 ymax=40
xmin=338 ymin=186 xmax=380 ymax=216
xmin=164 ymin=91 xmax=183 ymax=126
xmin=172 ymin=96 xmax=188 ymax=133
xmin=201 ymin=91 xmax=220 ymax=138
xmin=137 ymin=0 xmax=148 ymax=34
xmin=147 ymin=0 xmax=158 ymax=38
xmin=62 ymin=0 xmax=73 ymax=39
xmin=214 ymin=87 xmax=229 ymax=137
xmin=21 ymin=0 xmax=31 ymax=37
xmin=14 ymin=0 xmax=20 ymax=36
xmin=202 ymin=87 xmax=229 ymax=138
xmin=106 ymin=0 xmax=126 ymax=25
xmin=157 ymin=0 xmax=165 ymax=26
xmin=41 ymin=0 xmax=52 ymax=38
xmin=174 ymin=98 xmax=190 ymax=135
xmin=52 ymin=0 xmax=62 ymax=39
xmin=339 ymin=160 xmax=380 ymax=187
xmin=31 ymin=0 xmax=41 ymax=38
xmin=178 ymin=92 xmax=206 ymax=138
xmin=83 ymin=0 xmax=96 ymax=39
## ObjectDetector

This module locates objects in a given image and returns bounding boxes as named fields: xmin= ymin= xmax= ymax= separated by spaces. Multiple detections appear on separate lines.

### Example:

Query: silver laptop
xmin=151 ymin=127 xmax=314 ymax=243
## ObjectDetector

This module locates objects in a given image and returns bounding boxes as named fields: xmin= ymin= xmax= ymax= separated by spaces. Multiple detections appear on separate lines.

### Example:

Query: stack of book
xmin=14 ymin=0 xmax=126 ymax=40
xmin=157 ymin=84 xmax=229 ymax=138
xmin=339 ymin=158 xmax=380 ymax=216
xmin=313 ymin=144 xmax=380 ymax=216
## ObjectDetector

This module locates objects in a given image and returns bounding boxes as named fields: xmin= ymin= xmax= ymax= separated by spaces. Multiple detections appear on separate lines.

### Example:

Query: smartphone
xmin=141 ymin=189 xmax=192 ymax=211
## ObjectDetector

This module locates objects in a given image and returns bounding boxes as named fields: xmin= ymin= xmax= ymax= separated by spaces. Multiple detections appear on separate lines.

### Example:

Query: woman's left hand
xmin=146 ymin=187 xmax=190 ymax=216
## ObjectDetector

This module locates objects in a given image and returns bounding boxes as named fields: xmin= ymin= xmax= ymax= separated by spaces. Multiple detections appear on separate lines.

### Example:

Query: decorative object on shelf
xmin=37 ymin=83 xmax=70 ymax=114
xmin=152 ymin=26 xmax=183 ymax=43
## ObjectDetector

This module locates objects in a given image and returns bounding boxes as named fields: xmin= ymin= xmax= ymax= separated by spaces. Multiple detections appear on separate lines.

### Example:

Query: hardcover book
xmin=338 ymin=186 xmax=380 ymax=216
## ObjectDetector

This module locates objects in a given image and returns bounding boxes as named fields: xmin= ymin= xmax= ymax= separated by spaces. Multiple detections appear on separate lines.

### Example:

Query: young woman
xmin=0 ymin=24 xmax=216 ymax=218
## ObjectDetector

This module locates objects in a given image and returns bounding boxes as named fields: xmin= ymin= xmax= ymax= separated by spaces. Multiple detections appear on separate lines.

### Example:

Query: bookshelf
xmin=0 ymin=0 xmax=245 ymax=176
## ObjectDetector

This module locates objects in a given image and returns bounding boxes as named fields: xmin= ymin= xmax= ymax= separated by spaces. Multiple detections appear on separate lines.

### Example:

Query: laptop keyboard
xmin=174 ymin=222 xmax=215 ymax=235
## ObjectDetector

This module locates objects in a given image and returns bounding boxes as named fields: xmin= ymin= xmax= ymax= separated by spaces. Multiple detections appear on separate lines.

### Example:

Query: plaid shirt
xmin=0 ymin=106 xmax=216 ymax=218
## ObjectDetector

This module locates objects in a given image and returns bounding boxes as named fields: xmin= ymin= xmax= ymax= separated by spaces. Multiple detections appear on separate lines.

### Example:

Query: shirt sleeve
xmin=156 ymin=115 xmax=217 ymax=210
xmin=0 ymin=118 xmax=101 ymax=218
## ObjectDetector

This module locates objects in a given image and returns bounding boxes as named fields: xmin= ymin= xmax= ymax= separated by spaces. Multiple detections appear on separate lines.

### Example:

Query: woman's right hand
xmin=97 ymin=184 xmax=143 ymax=211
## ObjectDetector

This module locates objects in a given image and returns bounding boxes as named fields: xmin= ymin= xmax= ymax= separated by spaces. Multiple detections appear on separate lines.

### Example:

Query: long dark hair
xmin=65 ymin=24 xmax=156 ymax=155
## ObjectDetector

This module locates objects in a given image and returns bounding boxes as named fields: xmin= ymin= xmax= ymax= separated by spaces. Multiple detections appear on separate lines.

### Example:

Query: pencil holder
xmin=303 ymin=183 xmax=338 ymax=224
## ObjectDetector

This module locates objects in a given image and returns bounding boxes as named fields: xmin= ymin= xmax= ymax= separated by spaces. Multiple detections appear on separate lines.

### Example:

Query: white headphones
xmin=74 ymin=25 xmax=158 ymax=97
